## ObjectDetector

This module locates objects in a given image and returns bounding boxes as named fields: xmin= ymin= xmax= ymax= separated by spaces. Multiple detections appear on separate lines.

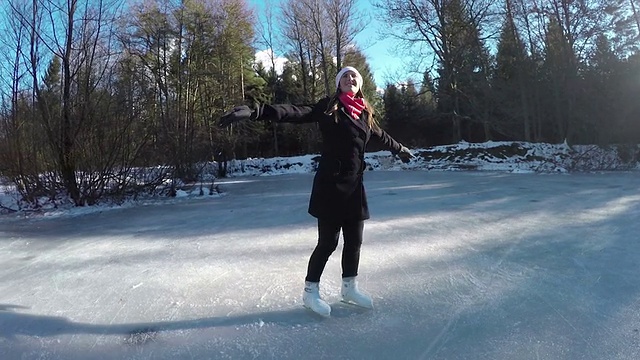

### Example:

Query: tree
xmin=618 ymin=52 xmax=640 ymax=142
xmin=581 ymin=35 xmax=623 ymax=144
xmin=631 ymin=0 xmax=640 ymax=38
xmin=377 ymin=0 xmax=497 ymax=143
xmin=492 ymin=1 xmax=534 ymax=141
xmin=380 ymin=76 xmax=438 ymax=147
xmin=121 ymin=0 xmax=257 ymax=164
xmin=540 ymin=16 xmax=577 ymax=142
xmin=605 ymin=0 xmax=640 ymax=53
xmin=382 ymin=83 xmax=403 ymax=141
xmin=324 ymin=0 xmax=364 ymax=70
xmin=0 ymin=1 xmax=47 ymax=206
xmin=28 ymin=0 xmax=124 ymax=205
xmin=279 ymin=0 xmax=316 ymax=101
xmin=298 ymin=0 xmax=334 ymax=96
xmin=418 ymin=70 xmax=436 ymax=111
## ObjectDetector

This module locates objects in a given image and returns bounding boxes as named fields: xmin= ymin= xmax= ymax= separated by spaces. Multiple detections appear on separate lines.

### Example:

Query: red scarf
xmin=338 ymin=92 xmax=366 ymax=120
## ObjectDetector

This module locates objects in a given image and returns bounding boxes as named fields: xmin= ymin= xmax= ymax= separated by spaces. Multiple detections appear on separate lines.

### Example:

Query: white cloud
xmin=254 ymin=49 xmax=288 ymax=75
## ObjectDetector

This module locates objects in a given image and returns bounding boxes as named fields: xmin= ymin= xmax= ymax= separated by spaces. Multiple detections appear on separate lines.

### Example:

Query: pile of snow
xmin=1 ymin=141 xmax=639 ymax=217
xmin=223 ymin=141 xmax=640 ymax=177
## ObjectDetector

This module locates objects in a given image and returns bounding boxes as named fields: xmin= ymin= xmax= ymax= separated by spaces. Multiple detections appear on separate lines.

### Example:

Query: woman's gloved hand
xmin=398 ymin=145 xmax=415 ymax=163
xmin=218 ymin=105 xmax=261 ymax=127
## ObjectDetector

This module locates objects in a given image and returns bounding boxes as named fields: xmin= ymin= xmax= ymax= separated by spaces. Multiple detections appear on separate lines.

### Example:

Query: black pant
xmin=305 ymin=218 xmax=364 ymax=282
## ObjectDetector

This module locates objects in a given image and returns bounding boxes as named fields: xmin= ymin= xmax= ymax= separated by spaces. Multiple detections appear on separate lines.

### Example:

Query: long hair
xmin=324 ymin=89 xmax=379 ymax=130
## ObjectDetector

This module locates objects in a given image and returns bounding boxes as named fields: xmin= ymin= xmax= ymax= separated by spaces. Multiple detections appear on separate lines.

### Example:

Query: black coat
xmin=261 ymin=97 xmax=404 ymax=221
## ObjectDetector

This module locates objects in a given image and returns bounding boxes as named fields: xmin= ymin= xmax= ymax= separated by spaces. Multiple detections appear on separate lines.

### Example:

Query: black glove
xmin=218 ymin=105 xmax=261 ymax=127
xmin=397 ymin=145 xmax=415 ymax=163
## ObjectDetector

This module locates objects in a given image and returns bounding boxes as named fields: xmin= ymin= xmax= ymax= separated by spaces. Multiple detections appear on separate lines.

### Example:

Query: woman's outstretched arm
xmin=372 ymin=126 xmax=415 ymax=163
xmin=219 ymin=98 xmax=329 ymax=127
xmin=260 ymin=97 xmax=330 ymax=124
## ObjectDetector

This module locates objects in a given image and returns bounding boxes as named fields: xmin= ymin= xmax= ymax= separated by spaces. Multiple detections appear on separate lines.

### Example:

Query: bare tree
xmin=256 ymin=0 xmax=280 ymax=80
xmin=3 ymin=0 xmax=143 ymax=206
xmin=299 ymin=0 xmax=334 ymax=96
xmin=1 ymin=1 xmax=31 ymax=204
xmin=280 ymin=0 xmax=314 ymax=100
xmin=255 ymin=0 xmax=282 ymax=155
xmin=324 ymin=0 xmax=364 ymax=70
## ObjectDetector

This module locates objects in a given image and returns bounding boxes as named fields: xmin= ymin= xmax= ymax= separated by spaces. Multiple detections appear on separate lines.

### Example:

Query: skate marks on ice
xmin=359 ymin=172 xmax=640 ymax=360
xmin=124 ymin=328 xmax=158 ymax=346
xmin=301 ymin=300 xmax=373 ymax=319
xmin=2 ymin=171 xmax=640 ymax=359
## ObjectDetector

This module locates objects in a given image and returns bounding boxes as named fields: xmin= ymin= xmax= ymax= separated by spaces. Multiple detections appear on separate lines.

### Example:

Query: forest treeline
xmin=0 ymin=0 xmax=639 ymax=208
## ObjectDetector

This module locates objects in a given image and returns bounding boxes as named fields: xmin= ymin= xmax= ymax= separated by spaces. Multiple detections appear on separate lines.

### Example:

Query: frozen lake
xmin=1 ymin=170 xmax=639 ymax=359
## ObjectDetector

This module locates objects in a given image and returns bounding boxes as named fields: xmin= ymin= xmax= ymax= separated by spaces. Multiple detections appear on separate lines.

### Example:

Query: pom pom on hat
xmin=335 ymin=66 xmax=363 ymax=90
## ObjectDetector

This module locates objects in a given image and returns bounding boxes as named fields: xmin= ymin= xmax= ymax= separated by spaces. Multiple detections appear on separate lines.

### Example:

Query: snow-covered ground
xmin=1 ymin=141 xmax=640 ymax=359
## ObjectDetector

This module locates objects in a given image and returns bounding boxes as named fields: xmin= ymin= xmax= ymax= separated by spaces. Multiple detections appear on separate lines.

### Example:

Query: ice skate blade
xmin=303 ymin=305 xmax=331 ymax=318
xmin=340 ymin=299 xmax=374 ymax=310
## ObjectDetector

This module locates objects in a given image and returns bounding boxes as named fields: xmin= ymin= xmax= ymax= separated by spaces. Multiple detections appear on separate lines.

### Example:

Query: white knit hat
xmin=335 ymin=66 xmax=363 ymax=91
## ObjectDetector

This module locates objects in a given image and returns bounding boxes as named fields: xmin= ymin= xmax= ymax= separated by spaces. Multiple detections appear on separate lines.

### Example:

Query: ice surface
xmin=1 ymin=171 xmax=640 ymax=359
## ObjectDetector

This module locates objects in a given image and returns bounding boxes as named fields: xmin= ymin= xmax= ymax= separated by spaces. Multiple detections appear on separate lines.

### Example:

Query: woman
xmin=219 ymin=66 xmax=413 ymax=317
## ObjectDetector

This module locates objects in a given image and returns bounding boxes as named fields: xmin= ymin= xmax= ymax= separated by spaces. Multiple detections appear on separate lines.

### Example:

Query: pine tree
xmin=418 ymin=71 xmax=436 ymax=111
xmin=436 ymin=0 xmax=492 ymax=142
xmin=492 ymin=10 xmax=532 ymax=141
xmin=582 ymin=35 xmax=622 ymax=144
xmin=541 ymin=17 xmax=577 ymax=143
xmin=382 ymin=84 xmax=403 ymax=139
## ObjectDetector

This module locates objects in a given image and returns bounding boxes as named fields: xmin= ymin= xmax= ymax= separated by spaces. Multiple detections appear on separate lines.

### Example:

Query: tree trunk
xmin=272 ymin=123 xmax=279 ymax=156
xmin=62 ymin=0 xmax=81 ymax=205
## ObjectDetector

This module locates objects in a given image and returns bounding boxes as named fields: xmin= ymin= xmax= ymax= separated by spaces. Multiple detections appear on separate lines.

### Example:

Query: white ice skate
xmin=303 ymin=281 xmax=331 ymax=317
xmin=341 ymin=277 xmax=373 ymax=309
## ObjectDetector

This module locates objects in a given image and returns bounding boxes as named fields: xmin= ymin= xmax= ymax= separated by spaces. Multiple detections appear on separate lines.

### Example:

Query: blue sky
xmin=0 ymin=0 xmax=413 ymax=94
xmin=248 ymin=0 xmax=415 ymax=88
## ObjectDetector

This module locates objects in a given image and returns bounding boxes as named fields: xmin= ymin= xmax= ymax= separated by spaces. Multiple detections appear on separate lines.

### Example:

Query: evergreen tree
xmin=541 ymin=17 xmax=577 ymax=143
xmin=436 ymin=0 xmax=492 ymax=142
xmin=619 ymin=52 xmax=640 ymax=142
xmin=382 ymin=83 xmax=403 ymax=140
xmin=418 ymin=71 xmax=436 ymax=111
xmin=277 ymin=63 xmax=306 ymax=104
xmin=582 ymin=35 xmax=621 ymax=143
xmin=381 ymin=79 xmax=433 ymax=147
xmin=492 ymin=13 xmax=532 ymax=140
